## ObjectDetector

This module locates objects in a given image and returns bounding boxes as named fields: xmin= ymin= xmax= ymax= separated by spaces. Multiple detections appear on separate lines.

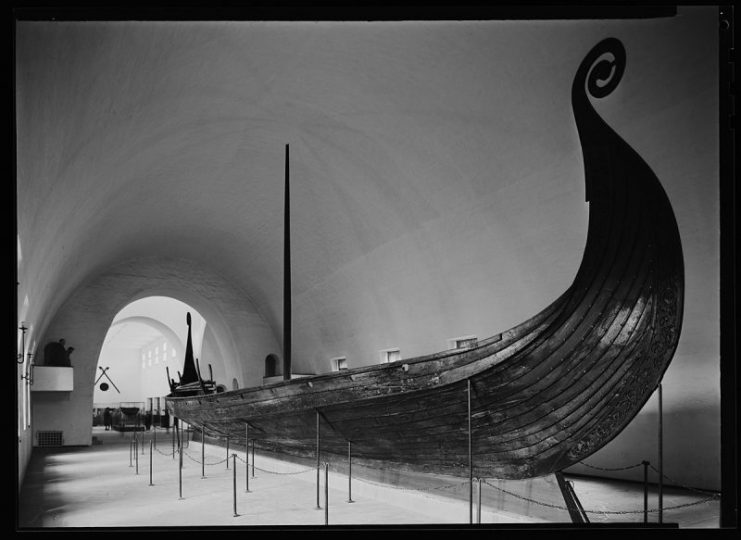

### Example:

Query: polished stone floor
xmin=17 ymin=427 xmax=720 ymax=529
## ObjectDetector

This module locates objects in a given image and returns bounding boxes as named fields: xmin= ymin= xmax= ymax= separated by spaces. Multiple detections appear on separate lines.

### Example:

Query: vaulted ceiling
xmin=16 ymin=9 xmax=720 ymax=487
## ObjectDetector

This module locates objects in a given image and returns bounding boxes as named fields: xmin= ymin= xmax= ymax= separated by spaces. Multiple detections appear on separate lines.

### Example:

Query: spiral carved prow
xmin=572 ymin=38 xmax=628 ymax=203
xmin=573 ymin=37 xmax=626 ymax=101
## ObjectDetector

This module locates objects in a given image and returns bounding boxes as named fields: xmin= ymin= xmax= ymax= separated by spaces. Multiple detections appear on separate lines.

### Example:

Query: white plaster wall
xmin=16 ymin=10 xmax=720 ymax=490
xmin=31 ymin=256 xmax=280 ymax=447
xmin=17 ymin=370 xmax=33 ymax=491
xmin=92 ymin=347 xmax=144 ymax=404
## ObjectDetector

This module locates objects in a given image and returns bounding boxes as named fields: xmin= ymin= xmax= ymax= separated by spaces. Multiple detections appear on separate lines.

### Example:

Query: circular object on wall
xmin=100 ymin=382 xmax=109 ymax=391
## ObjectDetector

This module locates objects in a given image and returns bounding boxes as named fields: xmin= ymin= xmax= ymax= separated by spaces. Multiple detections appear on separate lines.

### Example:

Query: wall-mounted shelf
xmin=31 ymin=366 xmax=74 ymax=392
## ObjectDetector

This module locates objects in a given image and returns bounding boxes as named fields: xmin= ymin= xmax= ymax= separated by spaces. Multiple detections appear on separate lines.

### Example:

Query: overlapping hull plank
xmin=166 ymin=38 xmax=684 ymax=480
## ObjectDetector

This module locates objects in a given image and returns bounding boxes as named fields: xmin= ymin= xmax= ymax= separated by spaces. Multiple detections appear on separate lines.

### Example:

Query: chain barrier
xmin=253 ymin=464 xmax=316 ymax=476
xmin=482 ymin=480 xmax=566 ymax=510
xmin=577 ymin=461 xmax=644 ymax=472
xmin=222 ymin=452 xmax=316 ymax=475
xmin=182 ymin=449 xmax=228 ymax=466
xmin=356 ymin=476 xmax=468 ymax=493
xmin=577 ymin=460 xmax=721 ymax=501
xmin=481 ymin=479 xmax=718 ymax=515
xmin=647 ymin=464 xmax=721 ymax=499
xmin=140 ymin=437 xmax=720 ymax=513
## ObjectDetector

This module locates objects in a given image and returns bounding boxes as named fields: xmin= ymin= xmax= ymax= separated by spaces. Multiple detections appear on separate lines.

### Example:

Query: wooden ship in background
xmin=166 ymin=38 xmax=684 ymax=481
xmin=166 ymin=312 xmax=217 ymax=397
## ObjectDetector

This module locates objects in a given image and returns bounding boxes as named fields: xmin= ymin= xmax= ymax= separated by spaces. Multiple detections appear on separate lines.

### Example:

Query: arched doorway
xmin=264 ymin=354 xmax=279 ymax=378
xmin=93 ymin=296 xmax=208 ymax=432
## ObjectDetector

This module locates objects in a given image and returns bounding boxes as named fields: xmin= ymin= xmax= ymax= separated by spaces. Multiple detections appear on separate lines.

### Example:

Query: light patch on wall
xmin=17 ymin=234 xmax=22 ymax=269
xmin=449 ymin=335 xmax=478 ymax=350
xmin=380 ymin=348 xmax=401 ymax=364
xmin=18 ymin=295 xmax=30 ymax=351
xmin=331 ymin=357 xmax=347 ymax=371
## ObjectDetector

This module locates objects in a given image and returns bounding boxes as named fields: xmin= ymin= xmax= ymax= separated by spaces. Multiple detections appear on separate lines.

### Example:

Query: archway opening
xmin=264 ymin=354 xmax=279 ymax=378
xmin=93 ymin=296 xmax=207 ymax=432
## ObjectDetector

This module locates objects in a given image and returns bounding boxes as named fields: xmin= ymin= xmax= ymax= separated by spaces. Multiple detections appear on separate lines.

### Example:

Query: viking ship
xmin=166 ymin=38 xmax=684 ymax=480
xmin=166 ymin=312 xmax=217 ymax=397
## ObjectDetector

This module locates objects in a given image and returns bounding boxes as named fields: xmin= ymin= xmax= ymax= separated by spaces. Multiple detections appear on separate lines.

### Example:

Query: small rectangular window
xmin=331 ymin=357 xmax=348 ymax=372
xmin=450 ymin=336 xmax=478 ymax=350
xmin=380 ymin=349 xmax=401 ymax=364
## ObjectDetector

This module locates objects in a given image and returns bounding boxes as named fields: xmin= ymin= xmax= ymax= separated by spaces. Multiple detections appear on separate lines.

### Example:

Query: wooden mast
xmin=283 ymin=144 xmax=292 ymax=381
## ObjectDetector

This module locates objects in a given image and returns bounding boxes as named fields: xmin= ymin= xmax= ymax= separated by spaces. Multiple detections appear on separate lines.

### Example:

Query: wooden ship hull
xmin=166 ymin=38 xmax=684 ymax=480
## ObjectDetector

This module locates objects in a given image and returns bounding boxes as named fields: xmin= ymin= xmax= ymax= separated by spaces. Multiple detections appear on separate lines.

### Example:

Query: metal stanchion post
xmin=245 ymin=424 xmax=250 ymax=492
xmin=129 ymin=436 xmax=133 ymax=467
xmin=232 ymin=454 xmax=238 ymax=517
xmin=153 ymin=424 xmax=157 ymax=449
xmin=149 ymin=440 xmax=154 ymax=486
xmin=178 ymin=445 xmax=184 ymax=500
xmin=251 ymin=439 xmax=255 ymax=478
xmin=201 ymin=427 xmax=206 ymax=479
xmin=172 ymin=423 xmax=175 ymax=459
xmin=325 ymin=462 xmax=329 ymax=526
xmin=658 ymin=383 xmax=663 ymax=524
xmin=347 ymin=441 xmax=354 ymax=503
xmin=316 ymin=410 xmax=321 ymax=510
xmin=135 ymin=435 xmax=139 ymax=475
xmin=226 ymin=436 xmax=230 ymax=469
xmin=467 ymin=379 xmax=473 ymax=525
xmin=477 ymin=477 xmax=482 ymax=524
xmin=642 ymin=460 xmax=649 ymax=523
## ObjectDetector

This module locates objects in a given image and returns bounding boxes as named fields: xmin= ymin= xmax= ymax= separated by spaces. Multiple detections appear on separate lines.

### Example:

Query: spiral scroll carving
xmin=578 ymin=37 xmax=626 ymax=99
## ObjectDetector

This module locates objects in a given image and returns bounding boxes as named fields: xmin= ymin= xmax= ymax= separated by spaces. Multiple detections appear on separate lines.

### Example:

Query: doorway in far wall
xmin=265 ymin=354 xmax=279 ymax=377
